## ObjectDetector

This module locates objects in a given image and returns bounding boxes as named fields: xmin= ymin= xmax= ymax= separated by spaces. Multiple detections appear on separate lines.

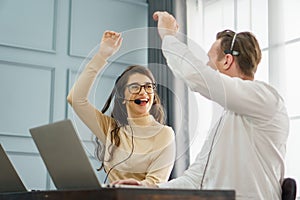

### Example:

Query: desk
xmin=0 ymin=188 xmax=235 ymax=200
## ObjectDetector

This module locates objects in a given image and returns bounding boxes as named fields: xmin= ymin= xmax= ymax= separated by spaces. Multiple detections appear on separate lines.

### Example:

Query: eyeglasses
xmin=223 ymin=31 xmax=240 ymax=56
xmin=126 ymin=82 xmax=156 ymax=94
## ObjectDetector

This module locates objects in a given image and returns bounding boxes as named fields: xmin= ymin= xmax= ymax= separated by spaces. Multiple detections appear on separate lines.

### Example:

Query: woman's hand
xmin=112 ymin=178 xmax=142 ymax=186
xmin=112 ymin=178 xmax=159 ymax=188
xmin=98 ymin=30 xmax=123 ymax=59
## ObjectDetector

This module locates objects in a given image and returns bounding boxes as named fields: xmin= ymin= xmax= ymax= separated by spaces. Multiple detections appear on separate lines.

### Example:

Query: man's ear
xmin=223 ymin=54 xmax=234 ymax=70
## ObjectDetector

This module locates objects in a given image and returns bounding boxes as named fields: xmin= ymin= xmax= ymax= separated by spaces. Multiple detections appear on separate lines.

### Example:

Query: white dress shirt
xmin=158 ymin=35 xmax=289 ymax=200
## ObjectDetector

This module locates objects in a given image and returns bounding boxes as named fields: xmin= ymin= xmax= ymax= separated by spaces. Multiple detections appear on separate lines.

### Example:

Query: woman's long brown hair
xmin=95 ymin=65 xmax=165 ymax=170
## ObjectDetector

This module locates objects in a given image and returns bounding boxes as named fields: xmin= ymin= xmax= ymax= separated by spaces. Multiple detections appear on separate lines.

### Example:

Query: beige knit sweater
xmin=67 ymin=54 xmax=175 ymax=185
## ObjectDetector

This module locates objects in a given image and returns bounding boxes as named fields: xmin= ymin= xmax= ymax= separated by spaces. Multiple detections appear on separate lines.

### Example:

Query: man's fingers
xmin=153 ymin=11 xmax=169 ymax=21
xmin=153 ymin=11 xmax=160 ymax=21
xmin=153 ymin=11 xmax=175 ymax=21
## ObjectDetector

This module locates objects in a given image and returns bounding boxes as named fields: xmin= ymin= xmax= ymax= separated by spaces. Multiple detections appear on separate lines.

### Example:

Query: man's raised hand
xmin=153 ymin=11 xmax=179 ymax=39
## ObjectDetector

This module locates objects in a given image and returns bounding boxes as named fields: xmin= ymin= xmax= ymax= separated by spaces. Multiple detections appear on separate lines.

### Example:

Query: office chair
xmin=282 ymin=178 xmax=297 ymax=200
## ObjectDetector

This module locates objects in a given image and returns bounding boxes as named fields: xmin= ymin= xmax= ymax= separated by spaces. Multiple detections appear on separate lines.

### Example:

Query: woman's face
xmin=123 ymin=73 xmax=155 ymax=118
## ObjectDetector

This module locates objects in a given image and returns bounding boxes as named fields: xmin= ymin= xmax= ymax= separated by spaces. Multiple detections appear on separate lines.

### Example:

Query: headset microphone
xmin=133 ymin=99 xmax=141 ymax=105
xmin=123 ymin=98 xmax=142 ymax=105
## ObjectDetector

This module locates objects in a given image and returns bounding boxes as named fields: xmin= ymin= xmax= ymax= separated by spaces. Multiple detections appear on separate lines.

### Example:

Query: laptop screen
xmin=0 ymin=144 xmax=27 ymax=193
xmin=29 ymin=119 xmax=102 ymax=190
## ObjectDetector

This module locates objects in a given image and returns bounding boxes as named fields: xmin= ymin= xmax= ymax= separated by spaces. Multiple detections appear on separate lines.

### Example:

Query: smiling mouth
xmin=134 ymin=98 xmax=149 ymax=105
xmin=139 ymin=98 xmax=149 ymax=103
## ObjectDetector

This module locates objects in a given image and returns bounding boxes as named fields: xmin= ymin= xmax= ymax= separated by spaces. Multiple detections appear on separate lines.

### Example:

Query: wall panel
xmin=0 ymin=61 xmax=54 ymax=136
xmin=0 ymin=0 xmax=57 ymax=52
xmin=69 ymin=0 xmax=147 ymax=58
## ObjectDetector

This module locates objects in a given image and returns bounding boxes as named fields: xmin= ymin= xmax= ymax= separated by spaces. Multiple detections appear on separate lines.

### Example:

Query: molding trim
xmin=117 ymin=0 xmax=148 ymax=7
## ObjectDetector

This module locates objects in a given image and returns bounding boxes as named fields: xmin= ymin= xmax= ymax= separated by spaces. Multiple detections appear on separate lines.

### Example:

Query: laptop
xmin=29 ymin=119 xmax=103 ymax=190
xmin=0 ymin=144 xmax=27 ymax=193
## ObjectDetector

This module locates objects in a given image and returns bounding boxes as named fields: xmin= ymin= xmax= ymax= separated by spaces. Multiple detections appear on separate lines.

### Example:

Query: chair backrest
xmin=282 ymin=178 xmax=297 ymax=200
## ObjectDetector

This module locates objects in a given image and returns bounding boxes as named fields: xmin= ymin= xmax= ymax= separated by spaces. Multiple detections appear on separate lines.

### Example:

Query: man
xmin=114 ymin=11 xmax=289 ymax=200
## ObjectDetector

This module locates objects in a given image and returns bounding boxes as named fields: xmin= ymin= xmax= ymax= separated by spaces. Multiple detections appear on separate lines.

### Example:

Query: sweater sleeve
xmin=158 ymin=155 xmax=203 ymax=189
xmin=67 ymin=54 xmax=115 ymax=143
xmin=161 ymin=35 xmax=283 ymax=120
xmin=140 ymin=126 xmax=176 ymax=185
xmin=157 ymin=136 xmax=216 ymax=189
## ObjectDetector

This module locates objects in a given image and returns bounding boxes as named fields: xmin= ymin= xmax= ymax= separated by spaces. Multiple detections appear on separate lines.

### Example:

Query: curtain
xmin=147 ymin=0 xmax=190 ymax=179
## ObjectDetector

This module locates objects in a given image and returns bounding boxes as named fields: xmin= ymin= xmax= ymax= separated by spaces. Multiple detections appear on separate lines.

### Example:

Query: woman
xmin=67 ymin=31 xmax=175 ymax=185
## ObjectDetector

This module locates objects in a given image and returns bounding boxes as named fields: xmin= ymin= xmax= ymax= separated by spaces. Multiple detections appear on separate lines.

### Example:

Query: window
xmin=283 ymin=0 xmax=300 ymax=187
